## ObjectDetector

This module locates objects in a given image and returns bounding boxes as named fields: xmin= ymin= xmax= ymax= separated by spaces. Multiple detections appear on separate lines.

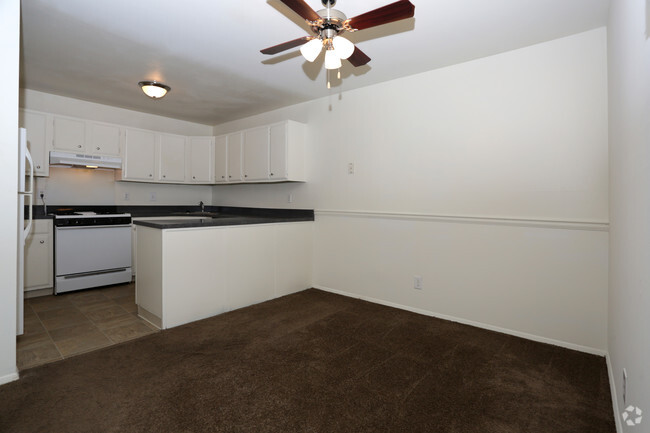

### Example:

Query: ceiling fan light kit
xmin=324 ymin=48 xmax=342 ymax=70
xmin=332 ymin=36 xmax=354 ymax=59
xmin=261 ymin=0 xmax=415 ymax=83
xmin=138 ymin=80 xmax=170 ymax=99
xmin=300 ymin=38 xmax=323 ymax=62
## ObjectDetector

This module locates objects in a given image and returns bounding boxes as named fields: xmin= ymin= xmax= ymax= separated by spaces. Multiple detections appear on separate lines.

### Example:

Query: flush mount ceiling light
xmin=261 ymin=0 xmax=415 ymax=80
xmin=138 ymin=81 xmax=170 ymax=99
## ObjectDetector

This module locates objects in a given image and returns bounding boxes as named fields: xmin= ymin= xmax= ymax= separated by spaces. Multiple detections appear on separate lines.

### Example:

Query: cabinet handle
xmin=96 ymin=147 xmax=100 ymax=151
xmin=77 ymin=145 xmax=82 ymax=148
xmin=149 ymin=174 xmax=152 ymax=177
xmin=39 ymin=240 xmax=44 ymax=244
xmin=192 ymin=176 xmax=196 ymax=179
xmin=36 ymin=165 xmax=41 ymax=169
xmin=244 ymin=174 xmax=248 ymax=178
xmin=163 ymin=175 xmax=166 ymax=178
xmin=229 ymin=175 xmax=232 ymax=178
xmin=270 ymin=173 xmax=274 ymax=176
xmin=221 ymin=175 xmax=225 ymax=179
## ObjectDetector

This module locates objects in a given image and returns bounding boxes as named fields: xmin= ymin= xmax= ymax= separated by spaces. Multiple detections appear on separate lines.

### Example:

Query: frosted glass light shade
xmin=300 ymin=39 xmax=323 ymax=62
xmin=138 ymin=81 xmax=170 ymax=99
xmin=332 ymin=36 xmax=354 ymax=59
xmin=324 ymin=49 xmax=342 ymax=70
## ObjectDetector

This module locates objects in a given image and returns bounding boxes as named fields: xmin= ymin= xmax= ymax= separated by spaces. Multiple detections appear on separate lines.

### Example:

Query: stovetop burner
xmin=50 ymin=209 xmax=129 ymax=217
xmin=50 ymin=208 xmax=77 ymax=216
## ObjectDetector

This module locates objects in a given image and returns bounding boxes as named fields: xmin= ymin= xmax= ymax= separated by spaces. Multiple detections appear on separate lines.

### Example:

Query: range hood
xmin=49 ymin=151 xmax=122 ymax=169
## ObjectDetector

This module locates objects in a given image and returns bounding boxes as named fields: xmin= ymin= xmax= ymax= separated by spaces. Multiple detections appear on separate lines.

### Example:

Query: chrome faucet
xmin=199 ymin=201 xmax=204 ymax=213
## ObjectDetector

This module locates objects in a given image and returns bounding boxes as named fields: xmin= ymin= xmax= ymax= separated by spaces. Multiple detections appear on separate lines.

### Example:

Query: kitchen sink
xmin=173 ymin=211 xmax=221 ymax=217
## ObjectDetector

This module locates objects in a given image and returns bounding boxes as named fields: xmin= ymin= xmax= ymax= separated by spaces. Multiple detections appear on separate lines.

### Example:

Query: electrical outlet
xmin=288 ymin=193 xmax=294 ymax=203
xmin=623 ymin=368 xmax=627 ymax=405
xmin=414 ymin=275 xmax=423 ymax=290
xmin=123 ymin=192 xmax=129 ymax=201
xmin=38 ymin=190 xmax=45 ymax=199
xmin=149 ymin=192 xmax=157 ymax=202
xmin=348 ymin=162 xmax=355 ymax=175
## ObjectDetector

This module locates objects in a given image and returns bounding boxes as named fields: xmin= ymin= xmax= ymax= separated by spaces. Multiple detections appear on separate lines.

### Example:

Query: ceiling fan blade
xmin=346 ymin=0 xmax=415 ymax=31
xmin=278 ymin=0 xmax=321 ymax=22
xmin=347 ymin=46 xmax=371 ymax=67
xmin=261 ymin=37 xmax=311 ymax=55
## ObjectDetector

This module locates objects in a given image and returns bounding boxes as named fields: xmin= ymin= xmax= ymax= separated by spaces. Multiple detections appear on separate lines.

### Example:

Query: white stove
xmin=52 ymin=210 xmax=132 ymax=294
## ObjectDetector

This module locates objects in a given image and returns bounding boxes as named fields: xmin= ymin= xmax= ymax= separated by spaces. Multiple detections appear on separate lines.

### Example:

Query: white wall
xmin=22 ymin=90 xmax=213 ymax=206
xmin=608 ymin=0 xmax=650 ymax=426
xmin=38 ymin=167 xmax=212 ymax=206
xmin=213 ymin=29 xmax=609 ymax=351
xmin=0 ymin=0 xmax=20 ymax=384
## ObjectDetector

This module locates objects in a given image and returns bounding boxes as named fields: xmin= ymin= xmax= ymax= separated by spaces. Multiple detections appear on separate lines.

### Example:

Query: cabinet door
xmin=124 ymin=128 xmax=156 ymax=181
xmin=227 ymin=132 xmax=243 ymax=182
xmin=88 ymin=122 xmax=121 ymax=156
xmin=243 ymin=126 xmax=269 ymax=181
xmin=159 ymin=134 xmax=186 ymax=182
xmin=24 ymin=233 xmax=53 ymax=290
xmin=20 ymin=110 xmax=50 ymax=177
xmin=269 ymin=123 xmax=288 ymax=181
xmin=214 ymin=135 xmax=228 ymax=183
xmin=188 ymin=136 xmax=214 ymax=183
xmin=53 ymin=116 xmax=86 ymax=152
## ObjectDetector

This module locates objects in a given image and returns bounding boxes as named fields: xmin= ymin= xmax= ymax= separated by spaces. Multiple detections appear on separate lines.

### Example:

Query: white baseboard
xmin=313 ymin=285 xmax=607 ymax=356
xmin=0 ymin=370 xmax=19 ymax=386
xmin=607 ymin=354 xmax=623 ymax=433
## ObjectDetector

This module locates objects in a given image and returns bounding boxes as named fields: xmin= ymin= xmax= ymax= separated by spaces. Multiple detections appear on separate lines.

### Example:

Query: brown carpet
xmin=0 ymin=289 xmax=615 ymax=432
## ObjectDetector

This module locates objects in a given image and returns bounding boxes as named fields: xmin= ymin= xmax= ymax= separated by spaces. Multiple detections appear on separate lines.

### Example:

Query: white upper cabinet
xmin=52 ymin=115 xmax=121 ymax=157
xmin=123 ymin=128 xmax=156 ymax=181
xmin=269 ymin=123 xmax=287 ymax=181
xmin=159 ymin=133 xmax=186 ymax=183
xmin=243 ymin=126 xmax=270 ymax=182
xmin=215 ymin=121 xmax=306 ymax=184
xmin=53 ymin=116 xmax=85 ymax=152
xmin=214 ymin=135 xmax=228 ymax=183
xmin=88 ymin=122 xmax=121 ymax=156
xmin=227 ymin=132 xmax=243 ymax=182
xmin=19 ymin=109 xmax=50 ymax=177
xmin=187 ymin=136 xmax=214 ymax=183
xmin=36 ymin=109 xmax=306 ymax=185
xmin=269 ymin=120 xmax=305 ymax=182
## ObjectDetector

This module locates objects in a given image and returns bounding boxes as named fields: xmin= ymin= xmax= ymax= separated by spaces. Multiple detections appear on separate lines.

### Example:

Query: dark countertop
xmin=28 ymin=205 xmax=314 ymax=227
xmin=133 ymin=214 xmax=313 ymax=229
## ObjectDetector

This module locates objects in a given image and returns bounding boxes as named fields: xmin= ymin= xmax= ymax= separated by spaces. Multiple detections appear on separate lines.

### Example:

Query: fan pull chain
xmin=337 ymin=69 xmax=341 ymax=79
xmin=327 ymin=69 xmax=331 ymax=89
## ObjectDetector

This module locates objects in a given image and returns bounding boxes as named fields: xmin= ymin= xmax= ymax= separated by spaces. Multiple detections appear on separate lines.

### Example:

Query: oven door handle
xmin=55 ymin=224 xmax=133 ymax=230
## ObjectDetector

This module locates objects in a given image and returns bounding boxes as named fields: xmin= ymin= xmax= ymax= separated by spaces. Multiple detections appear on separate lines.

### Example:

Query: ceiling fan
xmin=261 ymin=0 xmax=415 ymax=71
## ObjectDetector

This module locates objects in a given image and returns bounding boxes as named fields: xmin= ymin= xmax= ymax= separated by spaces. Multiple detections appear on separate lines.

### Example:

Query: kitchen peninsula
xmin=134 ymin=208 xmax=314 ymax=329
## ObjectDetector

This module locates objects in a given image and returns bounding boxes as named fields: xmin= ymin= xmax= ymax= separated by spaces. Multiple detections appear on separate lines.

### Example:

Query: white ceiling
xmin=20 ymin=0 xmax=609 ymax=126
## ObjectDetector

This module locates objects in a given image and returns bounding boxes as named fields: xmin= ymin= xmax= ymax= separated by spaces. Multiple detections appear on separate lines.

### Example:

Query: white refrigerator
xmin=17 ymin=127 xmax=34 ymax=336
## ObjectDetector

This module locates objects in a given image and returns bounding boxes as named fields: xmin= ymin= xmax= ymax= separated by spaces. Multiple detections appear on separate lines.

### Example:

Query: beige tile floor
xmin=18 ymin=283 xmax=158 ymax=370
